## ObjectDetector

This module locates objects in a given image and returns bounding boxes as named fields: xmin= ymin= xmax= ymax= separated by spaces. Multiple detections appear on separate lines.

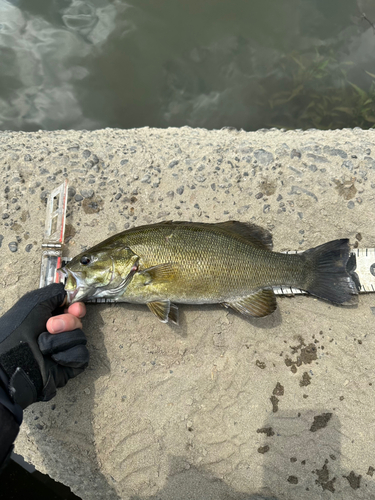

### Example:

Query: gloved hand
xmin=0 ymin=283 xmax=89 ymax=409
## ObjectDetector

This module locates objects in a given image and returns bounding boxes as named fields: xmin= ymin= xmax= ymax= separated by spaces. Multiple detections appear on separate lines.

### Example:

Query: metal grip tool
xmin=39 ymin=180 xmax=69 ymax=288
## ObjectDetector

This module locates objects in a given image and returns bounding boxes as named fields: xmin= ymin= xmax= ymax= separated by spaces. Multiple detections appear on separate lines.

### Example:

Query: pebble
xmin=115 ymin=193 xmax=122 ymax=200
xmin=75 ymin=194 xmax=83 ymax=202
xmin=0 ymin=235 xmax=3 ymax=248
xmin=2 ymin=213 xmax=9 ymax=219
xmin=168 ymin=160 xmax=179 ymax=169
xmin=25 ymin=244 xmax=33 ymax=252
xmin=82 ymin=149 xmax=91 ymax=158
xmin=81 ymin=189 xmax=94 ymax=199
xmin=24 ymin=154 xmax=32 ymax=161
xmin=347 ymin=201 xmax=355 ymax=209
xmin=9 ymin=241 xmax=18 ymax=252
xmin=263 ymin=204 xmax=271 ymax=213
xmin=40 ymin=191 xmax=49 ymax=202
xmin=290 ymin=149 xmax=302 ymax=159
xmin=141 ymin=174 xmax=151 ymax=183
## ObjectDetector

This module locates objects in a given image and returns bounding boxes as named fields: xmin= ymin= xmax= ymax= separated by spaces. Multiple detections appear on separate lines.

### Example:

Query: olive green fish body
xmin=62 ymin=221 xmax=357 ymax=323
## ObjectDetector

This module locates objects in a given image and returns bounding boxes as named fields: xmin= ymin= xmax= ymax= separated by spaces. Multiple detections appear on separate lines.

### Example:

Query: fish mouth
xmin=58 ymin=268 xmax=94 ymax=305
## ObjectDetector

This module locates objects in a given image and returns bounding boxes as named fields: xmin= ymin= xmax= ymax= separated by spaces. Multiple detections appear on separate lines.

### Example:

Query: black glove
xmin=0 ymin=284 xmax=89 ymax=410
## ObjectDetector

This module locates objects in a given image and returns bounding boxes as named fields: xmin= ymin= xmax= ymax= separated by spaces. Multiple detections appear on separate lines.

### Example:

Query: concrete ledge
xmin=1 ymin=127 xmax=375 ymax=499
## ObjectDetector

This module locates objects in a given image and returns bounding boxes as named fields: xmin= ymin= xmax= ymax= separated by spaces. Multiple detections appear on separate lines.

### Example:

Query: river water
xmin=0 ymin=0 xmax=375 ymax=131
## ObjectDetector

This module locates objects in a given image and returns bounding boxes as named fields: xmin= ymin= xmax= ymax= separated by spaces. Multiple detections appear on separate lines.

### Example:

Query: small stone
xmin=347 ymin=201 xmax=355 ymax=209
xmin=115 ymin=193 xmax=122 ymax=200
xmin=40 ymin=191 xmax=49 ymax=202
xmin=256 ymin=360 xmax=266 ymax=369
xmin=258 ymin=446 xmax=270 ymax=454
xmin=24 ymin=154 xmax=32 ymax=161
xmin=141 ymin=174 xmax=151 ymax=183
xmin=255 ymin=192 xmax=263 ymax=199
xmin=82 ymin=149 xmax=91 ymax=158
xmin=290 ymin=149 xmax=302 ymax=159
xmin=9 ymin=242 xmax=18 ymax=252
xmin=176 ymin=186 xmax=184 ymax=195
xmin=84 ymin=388 xmax=91 ymax=395
xmin=287 ymin=476 xmax=298 ymax=484
xmin=68 ymin=187 xmax=76 ymax=199
xmin=2 ymin=213 xmax=9 ymax=219
xmin=81 ymin=189 xmax=94 ymax=199
xmin=25 ymin=244 xmax=33 ymax=253
xmin=75 ymin=194 xmax=83 ymax=202
xmin=0 ymin=235 xmax=3 ymax=248
xmin=168 ymin=160 xmax=179 ymax=169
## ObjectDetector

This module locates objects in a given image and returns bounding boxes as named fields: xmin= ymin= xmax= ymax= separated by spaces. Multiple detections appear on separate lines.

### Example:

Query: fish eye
xmin=80 ymin=256 xmax=91 ymax=265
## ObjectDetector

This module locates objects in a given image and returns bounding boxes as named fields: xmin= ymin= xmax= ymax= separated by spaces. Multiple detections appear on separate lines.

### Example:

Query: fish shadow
xmin=167 ymin=303 xmax=283 ymax=337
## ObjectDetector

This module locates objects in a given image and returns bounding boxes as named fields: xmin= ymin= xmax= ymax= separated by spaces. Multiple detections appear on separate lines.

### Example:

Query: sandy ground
xmin=0 ymin=126 xmax=374 ymax=499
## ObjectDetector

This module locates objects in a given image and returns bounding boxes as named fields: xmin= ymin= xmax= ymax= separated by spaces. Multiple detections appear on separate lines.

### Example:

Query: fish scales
xmin=62 ymin=221 xmax=358 ymax=322
xmin=117 ymin=224 xmax=305 ymax=303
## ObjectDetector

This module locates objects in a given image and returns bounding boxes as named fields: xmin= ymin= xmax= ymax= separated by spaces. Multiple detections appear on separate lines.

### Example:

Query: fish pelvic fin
xmin=147 ymin=300 xmax=179 ymax=324
xmin=223 ymin=289 xmax=277 ymax=318
xmin=302 ymin=239 xmax=358 ymax=304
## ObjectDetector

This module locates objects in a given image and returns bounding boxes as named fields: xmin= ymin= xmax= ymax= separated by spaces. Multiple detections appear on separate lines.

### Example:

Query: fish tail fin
xmin=302 ymin=239 xmax=358 ymax=304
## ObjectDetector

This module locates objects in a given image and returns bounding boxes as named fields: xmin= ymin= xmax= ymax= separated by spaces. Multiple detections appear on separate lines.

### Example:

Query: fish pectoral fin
xmin=140 ymin=263 xmax=178 ymax=285
xmin=215 ymin=221 xmax=273 ymax=250
xmin=147 ymin=300 xmax=179 ymax=324
xmin=224 ymin=289 xmax=277 ymax=318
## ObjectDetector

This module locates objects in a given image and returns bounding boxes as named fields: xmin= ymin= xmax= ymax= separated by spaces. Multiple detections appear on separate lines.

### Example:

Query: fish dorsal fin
xmin=140 ymin=263 xmax=178 ymax=285
xmin=223 ymin=289 xmax=276 ymax=317
xmin=147 ymin=300 xmax=179 ymax=324
xmin=214 ymin=221 xmax=273 ymax=250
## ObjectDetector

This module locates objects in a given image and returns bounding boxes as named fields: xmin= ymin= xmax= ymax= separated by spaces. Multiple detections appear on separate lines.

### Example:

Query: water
xmin=0 ymin=0 xmax=375 ymax=131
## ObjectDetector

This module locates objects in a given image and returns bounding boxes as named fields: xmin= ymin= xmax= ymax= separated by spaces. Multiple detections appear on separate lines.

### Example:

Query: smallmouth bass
xmin=61 ymin=221 xmax=358 ymax=323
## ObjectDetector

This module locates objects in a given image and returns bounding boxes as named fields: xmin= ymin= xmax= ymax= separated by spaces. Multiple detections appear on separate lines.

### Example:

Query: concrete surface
xmin=0 ymin=126 xmax=375 ymax=499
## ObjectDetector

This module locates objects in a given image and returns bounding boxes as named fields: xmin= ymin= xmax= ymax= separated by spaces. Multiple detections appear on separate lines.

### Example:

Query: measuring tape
xmin=39 ymin=182 xmax=375 ymax=299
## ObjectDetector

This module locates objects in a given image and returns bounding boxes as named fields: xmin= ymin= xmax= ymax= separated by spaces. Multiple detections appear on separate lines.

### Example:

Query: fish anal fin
xmin=224 ymin=289 xmax=277 ymax=318
xmin=168 ymin=303 xmax=179 ymax=325
xmin=215 ymin=221 xmax=273 ymax=250
xmin=140 ymin=263 xmax=178 ymax=285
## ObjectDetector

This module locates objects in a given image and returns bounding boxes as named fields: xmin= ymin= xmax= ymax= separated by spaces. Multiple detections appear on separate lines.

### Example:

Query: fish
xmin=60 ymin=220 xmax=358 ymax=324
